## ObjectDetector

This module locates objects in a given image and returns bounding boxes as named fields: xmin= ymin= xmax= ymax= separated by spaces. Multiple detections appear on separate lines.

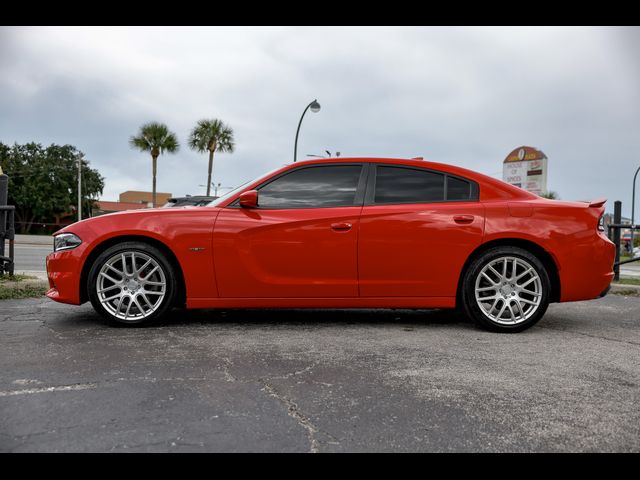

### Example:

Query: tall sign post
xmin=77 ymin=154 xmax=82 ymax=222
xmin=502 ymin=146 xmax=548 ymax=196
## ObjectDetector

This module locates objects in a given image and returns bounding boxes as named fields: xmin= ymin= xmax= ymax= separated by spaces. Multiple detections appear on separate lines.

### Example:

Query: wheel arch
xmin=456 ymin=237 xmax=561 ymax=306
xmin=79 ymin=234 xmax=187 ymax=307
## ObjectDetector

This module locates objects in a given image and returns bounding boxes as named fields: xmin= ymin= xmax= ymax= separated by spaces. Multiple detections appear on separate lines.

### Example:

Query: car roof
xmin=285 ymin=157 xmax=537 ymax=201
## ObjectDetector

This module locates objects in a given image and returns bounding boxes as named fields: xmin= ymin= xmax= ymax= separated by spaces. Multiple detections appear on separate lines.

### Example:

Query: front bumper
xmin=46 ymin=249 xmax=84 ymax=305
xmin=598 ymin=284 xmax=611 ymax=298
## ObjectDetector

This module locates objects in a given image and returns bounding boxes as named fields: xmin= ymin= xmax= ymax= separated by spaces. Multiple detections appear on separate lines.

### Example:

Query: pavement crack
xmin=39 ymin=319 xmax=64 ymax=339
xmin=220 ymin=357 xmax=237 ymax=383
xmin=207 ymin=354 xmax=237 ymax=382
xmin=271 ymin=364 xmax=317 ymax=380
xmin=260 ymin=380 xmax=320 ymax=453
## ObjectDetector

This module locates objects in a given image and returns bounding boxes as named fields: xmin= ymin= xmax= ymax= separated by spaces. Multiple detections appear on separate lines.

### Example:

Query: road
xmin=1 ymin=296 xmax=639 ymax=452
xmin=11 ymin=239 xmax=640 ymax=278
xmin=13 ymin=244 xmax=51 ymax=273
xmin=621 ymin=261 xmax=640 ymax=277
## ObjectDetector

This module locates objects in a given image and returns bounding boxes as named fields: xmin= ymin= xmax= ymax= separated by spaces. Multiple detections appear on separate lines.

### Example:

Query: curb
xmin=610 ymin=283 xmax=640 ymax=296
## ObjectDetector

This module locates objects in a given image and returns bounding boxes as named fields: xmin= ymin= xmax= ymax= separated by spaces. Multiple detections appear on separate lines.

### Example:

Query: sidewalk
xmin=15 ymin=271 xmax=48 ymax=281
xmin=620 ymin=261 xmax=640 ymax=278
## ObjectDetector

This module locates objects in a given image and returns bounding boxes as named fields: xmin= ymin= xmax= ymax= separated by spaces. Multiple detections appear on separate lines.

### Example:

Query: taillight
xmin=598 ymin=214 xmax=605 ymax=232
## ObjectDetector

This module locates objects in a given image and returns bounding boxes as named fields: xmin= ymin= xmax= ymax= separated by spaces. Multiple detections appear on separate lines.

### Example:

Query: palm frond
xmin=188 ymin=118 xmax=235 ymax=154
xmin=129 ymin=122 xmax=180 ymax=154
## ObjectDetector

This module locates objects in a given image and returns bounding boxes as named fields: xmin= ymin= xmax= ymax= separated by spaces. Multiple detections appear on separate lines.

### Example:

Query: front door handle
xmin=453 ymin=215 xmax=474 ymax=224
xmin=331 ymin=222 xmax=353 ymax=231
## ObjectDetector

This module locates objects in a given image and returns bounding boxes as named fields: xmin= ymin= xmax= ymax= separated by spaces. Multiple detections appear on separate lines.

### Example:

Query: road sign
xmin=502 ymin=146 xmax=548 ymax=196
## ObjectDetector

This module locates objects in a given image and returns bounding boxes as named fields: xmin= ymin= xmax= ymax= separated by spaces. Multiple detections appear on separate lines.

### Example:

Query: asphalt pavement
xmin=1 ymin=295 xmax=639 ymax=452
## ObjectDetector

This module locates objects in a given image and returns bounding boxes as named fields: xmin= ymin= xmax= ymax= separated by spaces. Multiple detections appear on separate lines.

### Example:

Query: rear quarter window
xmin=446 ymin=175 xmax=473 ymax=201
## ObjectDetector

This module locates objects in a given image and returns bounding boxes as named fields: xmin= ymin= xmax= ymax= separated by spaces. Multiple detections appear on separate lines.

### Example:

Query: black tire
xmin=87 ymin=241 xmax=177 ymax=326
xmin=461 ymin=246 xmax=551 ymax=333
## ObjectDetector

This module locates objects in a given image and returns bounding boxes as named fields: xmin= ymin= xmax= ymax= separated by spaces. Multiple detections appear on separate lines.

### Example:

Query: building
xmin=92 ymin=200 xmax=150 ymax=216
xmin=92 ymin=190 xmax=173 ymax=217
xmin=119 ymin=190 xmax=172 ymax=205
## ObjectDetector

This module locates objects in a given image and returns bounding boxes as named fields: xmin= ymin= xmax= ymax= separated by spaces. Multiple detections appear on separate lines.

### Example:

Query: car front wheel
xmin=461 ymin=246 xmax=551 ymax=332
xmin=87 ymin=242 xmax=177 ymax=326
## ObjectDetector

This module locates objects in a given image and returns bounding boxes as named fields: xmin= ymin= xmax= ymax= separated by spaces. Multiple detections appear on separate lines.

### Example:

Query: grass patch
xmin=0 ymin=274 xmax=37 ymax=283
xmin=0 ymin=274 xmax=48 ymax=300
xmin=614 ymin=277 xmax=640 ymax=286
xmin=0 ymin=284 xmax=48 ymax=300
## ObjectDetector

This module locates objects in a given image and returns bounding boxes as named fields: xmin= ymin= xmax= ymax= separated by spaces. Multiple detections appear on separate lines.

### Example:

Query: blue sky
xmin=1 ymin=26 xmax=639 ymax=216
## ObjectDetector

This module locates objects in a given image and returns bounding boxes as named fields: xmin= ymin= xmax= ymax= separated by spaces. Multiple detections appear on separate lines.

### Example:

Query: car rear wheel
xmin=87 ymin=242 xmax=177 ymax=326
xmin=461 ymin=246 xmax=550 ymax=332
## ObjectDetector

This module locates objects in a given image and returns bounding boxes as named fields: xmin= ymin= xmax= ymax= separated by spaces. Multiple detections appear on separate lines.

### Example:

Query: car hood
xmin=53 ymin=206 xmax=219 ymax=235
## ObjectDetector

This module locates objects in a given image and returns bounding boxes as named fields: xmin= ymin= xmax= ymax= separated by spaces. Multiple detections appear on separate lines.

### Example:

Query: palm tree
xmin=188 ymin=119 xmax=235 ymax=197
xmin=129 ymin=122 xmax=179 ymax=207
xmin=540 ymin=191 xmax=559 ymax=200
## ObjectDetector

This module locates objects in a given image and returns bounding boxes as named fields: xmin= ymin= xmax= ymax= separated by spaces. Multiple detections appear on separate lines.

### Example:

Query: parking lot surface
xmin=1 ymin=296 xmax=639 ymax=452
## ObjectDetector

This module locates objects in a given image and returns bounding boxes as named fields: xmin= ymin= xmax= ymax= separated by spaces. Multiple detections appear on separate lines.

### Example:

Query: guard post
xmin=613 ymin=200 xmax=622 ymax=281
xmin=0 ymin=171 xmax=15 ymax=276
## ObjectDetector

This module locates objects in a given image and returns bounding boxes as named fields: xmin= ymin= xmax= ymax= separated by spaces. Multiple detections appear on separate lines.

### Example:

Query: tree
xmin=0 ymin=142 xmax=104 ymax=233
xmin=129 ymin=122 xmax=179 ymax=207
xmin=540 ymin=191 xmax=559 ymax=200
xmin=188 ymin=119 xmax=235 ymax=197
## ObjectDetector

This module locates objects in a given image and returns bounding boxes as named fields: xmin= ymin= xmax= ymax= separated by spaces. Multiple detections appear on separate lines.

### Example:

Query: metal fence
xmin=607 ymin=200 xmax=640 ymax=281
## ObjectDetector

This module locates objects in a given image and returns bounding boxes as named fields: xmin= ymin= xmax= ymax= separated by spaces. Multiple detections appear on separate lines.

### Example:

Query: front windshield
xmin=207 ymin=181 xmax=250 ymax=207
xmin=206 ymin=166 xmax=287 ymax=207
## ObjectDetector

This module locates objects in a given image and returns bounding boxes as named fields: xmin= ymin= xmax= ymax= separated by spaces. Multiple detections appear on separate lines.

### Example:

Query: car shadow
xmin=150 ymin=307 xmax=473 ymax=329
xmin=54 ymin=303 xmax=474 ymax=330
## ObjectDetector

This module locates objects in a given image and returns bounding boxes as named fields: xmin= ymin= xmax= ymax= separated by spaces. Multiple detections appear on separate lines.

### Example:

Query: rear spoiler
xmin=588 ymin=197 xmax=607 ymax=208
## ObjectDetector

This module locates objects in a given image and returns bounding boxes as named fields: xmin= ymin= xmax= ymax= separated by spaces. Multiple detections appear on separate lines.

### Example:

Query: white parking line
xmin=0 ymin=383 xmax=97 ymax=397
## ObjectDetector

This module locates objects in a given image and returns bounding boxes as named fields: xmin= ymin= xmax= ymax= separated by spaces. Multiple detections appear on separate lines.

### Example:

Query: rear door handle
xmin=453 ymin=215 xmax=474 ymax=224
xmin=331 ymin=222 xmax=353 ymax=231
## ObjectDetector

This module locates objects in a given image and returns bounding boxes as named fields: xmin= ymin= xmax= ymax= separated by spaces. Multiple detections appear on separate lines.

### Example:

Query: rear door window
xmin=374 ymin=166 xmax=445 ymax=204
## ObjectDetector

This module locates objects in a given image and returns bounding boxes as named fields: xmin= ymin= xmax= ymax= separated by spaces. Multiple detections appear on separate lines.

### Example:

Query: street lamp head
xmin=310 ymin=100 xmax=321 ymax=113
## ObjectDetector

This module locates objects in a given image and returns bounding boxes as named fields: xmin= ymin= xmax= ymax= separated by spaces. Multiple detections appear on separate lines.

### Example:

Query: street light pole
xmin=631 ymin=165 xmax=640 ymax=250
xmin=77 ymin=154 xmax=82 ymax=222
xmin=293 ymin=99 xmax=321 ymax=163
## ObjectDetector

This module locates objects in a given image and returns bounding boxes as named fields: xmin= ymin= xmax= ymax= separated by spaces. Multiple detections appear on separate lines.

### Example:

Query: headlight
xmin=53 ymin=233 xmax=82 ymax=252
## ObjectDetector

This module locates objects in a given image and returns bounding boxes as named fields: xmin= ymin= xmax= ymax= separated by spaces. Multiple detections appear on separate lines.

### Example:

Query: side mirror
xmin=239 ymin=189 xmax=258 ymax=208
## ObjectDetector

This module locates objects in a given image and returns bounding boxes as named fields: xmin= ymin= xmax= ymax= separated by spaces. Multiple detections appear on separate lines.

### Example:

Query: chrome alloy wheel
xmin=96 ymin=251 xmax=167 ymax=321
xmin=474 ymin=256 xmax=542 ymax=325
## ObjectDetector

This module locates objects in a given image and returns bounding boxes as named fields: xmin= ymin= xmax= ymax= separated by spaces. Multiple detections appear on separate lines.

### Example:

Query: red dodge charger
xmin=46 ymin=158 xmax=615 ymax=332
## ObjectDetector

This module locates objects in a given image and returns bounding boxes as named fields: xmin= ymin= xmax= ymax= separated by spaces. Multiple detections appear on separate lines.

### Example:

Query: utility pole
xmin=77 ymin=154 xmax=82 ymax=222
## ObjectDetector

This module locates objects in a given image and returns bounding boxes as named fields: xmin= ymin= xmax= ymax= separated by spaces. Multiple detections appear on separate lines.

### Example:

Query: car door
xmin=358 ymin=163 xmax=485 ymax=297
xmin=213 ymin=163 xmax=367 ymax=298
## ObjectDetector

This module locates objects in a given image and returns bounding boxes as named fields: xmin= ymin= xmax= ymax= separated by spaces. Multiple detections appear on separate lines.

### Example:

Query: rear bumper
xmin=559 ymin=233 xmax=616 ymax=302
